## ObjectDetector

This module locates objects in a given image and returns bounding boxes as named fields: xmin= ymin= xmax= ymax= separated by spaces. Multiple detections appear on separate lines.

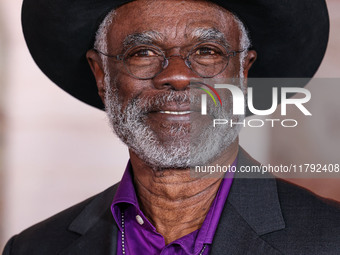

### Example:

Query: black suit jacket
xmin=3 ymin=148 xmax=340 ymax=254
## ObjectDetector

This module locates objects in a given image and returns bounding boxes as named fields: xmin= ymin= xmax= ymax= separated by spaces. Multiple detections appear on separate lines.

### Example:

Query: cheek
xmin=227 ymin=57 xmax=241 ymax=75
xmin=108 ymin=68 xmax=153 ymax=108
xmin=213 ymin=57 xmax=241 ymax=79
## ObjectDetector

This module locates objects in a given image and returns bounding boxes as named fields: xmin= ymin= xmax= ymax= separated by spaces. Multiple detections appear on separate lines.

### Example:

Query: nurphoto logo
xmin=197 ymin=82 xmax=312 ymax=128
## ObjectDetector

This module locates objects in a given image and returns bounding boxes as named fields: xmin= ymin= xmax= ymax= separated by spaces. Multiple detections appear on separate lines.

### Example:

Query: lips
xmin=144 ymin=101 xmax=196 ymax=115
xmin=146 ymin=108 xmax=194 ymax=123
xmin=159 ymin=110 xmax=193 ymax=115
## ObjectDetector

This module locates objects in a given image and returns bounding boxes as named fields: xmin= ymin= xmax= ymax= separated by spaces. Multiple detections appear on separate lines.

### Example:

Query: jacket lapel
xmin=210 ymin=148 xmax=285 ymax=255
xmin=210 ymin=202 xmax=282 ymax=255
xmin=59 ymin=185 xmax=119 ymax=255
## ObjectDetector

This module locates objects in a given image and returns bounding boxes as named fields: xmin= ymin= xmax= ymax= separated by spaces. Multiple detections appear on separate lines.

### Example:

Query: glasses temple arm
xmin=93 ymin=48 xmax=123 ymax=60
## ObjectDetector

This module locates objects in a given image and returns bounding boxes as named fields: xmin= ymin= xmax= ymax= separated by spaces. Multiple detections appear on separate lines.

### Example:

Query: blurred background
xmin=0 ymin=0 xmax=339 ymax=249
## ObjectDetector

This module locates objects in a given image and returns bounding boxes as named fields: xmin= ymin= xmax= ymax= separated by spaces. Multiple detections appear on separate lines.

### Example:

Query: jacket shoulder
xmin=238 ymin=147 xmax=340 ymax=253
xmin=276 ymin=178 xmax=340 ymax=225
xmin=263 ymin=179 xmax=340 ymax=254
xmin=2 ymin=184 xmax=119 ymax=255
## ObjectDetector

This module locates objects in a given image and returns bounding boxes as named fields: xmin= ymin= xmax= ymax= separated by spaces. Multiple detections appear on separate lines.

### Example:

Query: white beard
xmin=104 ymin=74 xmax=244 ymax=169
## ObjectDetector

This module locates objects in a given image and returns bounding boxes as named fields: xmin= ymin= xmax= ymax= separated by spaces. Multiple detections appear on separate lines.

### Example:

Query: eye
xmin=130 ymin=48 xmax=159 ymax=57
xmin=195 ymin=47 xmax=218 ymax=56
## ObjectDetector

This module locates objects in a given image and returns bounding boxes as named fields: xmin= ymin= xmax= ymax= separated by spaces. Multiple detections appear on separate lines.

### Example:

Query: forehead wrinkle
xmin=123 ymin=31 xmax=164 ymax=47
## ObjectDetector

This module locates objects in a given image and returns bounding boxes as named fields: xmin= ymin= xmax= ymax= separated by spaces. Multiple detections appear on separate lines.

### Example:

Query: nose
xmin=152 ymin=55 xmax=196 ymax=91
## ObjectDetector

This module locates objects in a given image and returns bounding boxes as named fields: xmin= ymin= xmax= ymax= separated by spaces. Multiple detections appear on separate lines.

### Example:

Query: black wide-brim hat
xmin=22 ymin=0 xmax=329 ymax=112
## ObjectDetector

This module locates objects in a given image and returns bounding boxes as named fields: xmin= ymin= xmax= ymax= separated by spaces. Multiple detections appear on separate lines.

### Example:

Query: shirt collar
xmin=111 ymin=161 xmax=138 ymax=231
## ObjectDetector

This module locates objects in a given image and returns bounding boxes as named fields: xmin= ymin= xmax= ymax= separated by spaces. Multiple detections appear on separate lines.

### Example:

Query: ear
xmin=242 ymin=50 xmax=257 ymax=79
xmin=86 ymin=49 xmax=106 ymax=104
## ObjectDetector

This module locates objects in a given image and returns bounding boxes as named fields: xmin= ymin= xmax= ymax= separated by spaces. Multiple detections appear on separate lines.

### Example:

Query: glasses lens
xmin=189 ymin=42 xmax=229 ymax=77
xmin=123 ymin=45 xmax=164 ymax=79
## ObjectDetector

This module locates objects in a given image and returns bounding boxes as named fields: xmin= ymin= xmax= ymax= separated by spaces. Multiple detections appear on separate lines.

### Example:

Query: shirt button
xmin=136 ymin=215 xmax=144 ymax=225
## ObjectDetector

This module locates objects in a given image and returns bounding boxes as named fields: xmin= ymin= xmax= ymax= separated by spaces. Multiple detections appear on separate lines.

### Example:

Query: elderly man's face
xmin=88 ymin=0 xmax=256 ymax=169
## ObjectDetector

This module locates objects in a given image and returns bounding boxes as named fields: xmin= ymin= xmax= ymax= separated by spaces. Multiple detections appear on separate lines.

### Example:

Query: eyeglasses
xmin=94 ymin=41 xmax=245 ymax=80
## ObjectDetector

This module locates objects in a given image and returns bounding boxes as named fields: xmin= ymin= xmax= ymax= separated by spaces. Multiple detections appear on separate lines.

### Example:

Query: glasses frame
xmin=94 ymin=41 xmax=245 ymax=80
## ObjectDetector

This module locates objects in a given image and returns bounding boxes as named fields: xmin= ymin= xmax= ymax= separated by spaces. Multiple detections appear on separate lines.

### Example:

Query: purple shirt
xmin=111 ymin=160 xmax=236 ymax=255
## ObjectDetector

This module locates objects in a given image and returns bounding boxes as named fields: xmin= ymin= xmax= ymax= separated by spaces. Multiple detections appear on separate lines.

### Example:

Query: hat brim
xmin=21 ymin=0 xmax=329 ymax=114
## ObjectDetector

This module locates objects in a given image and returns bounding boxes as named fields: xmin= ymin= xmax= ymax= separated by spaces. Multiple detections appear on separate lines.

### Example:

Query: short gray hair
xmin=94 ymin=9 xmax=116 ymax=62
xmin=234 ymin=14 xmax=251 ymax=77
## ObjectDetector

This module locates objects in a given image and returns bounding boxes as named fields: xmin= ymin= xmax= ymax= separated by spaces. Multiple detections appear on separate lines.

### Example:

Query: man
xmin=3 ymin=0 xmax=340 ymax=254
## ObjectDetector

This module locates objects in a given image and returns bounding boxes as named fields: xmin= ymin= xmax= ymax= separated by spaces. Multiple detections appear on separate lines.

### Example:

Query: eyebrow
xmin=123 ymin=31 xmax=164 ymax=48
xmin=191 ymin=28 xmax=231 ymax=48
xmin=122 ymin=28 xmax=230 ymax=49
